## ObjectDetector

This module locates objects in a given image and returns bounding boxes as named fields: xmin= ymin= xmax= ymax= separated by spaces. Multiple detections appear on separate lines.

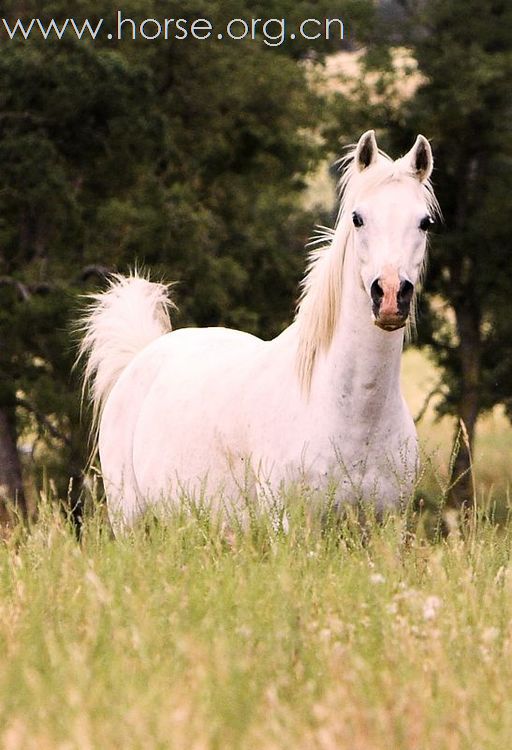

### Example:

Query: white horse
xmin=78 ymin=130 xmax=439 ymax=529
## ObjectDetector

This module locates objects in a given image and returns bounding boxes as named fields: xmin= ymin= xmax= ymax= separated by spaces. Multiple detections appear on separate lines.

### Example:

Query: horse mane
xmin=295 ymin=144 xmax=440 ymax=394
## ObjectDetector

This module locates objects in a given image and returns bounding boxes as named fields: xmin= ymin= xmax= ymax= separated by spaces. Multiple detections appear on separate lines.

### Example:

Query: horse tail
xmin=76 ymin=272 xmax=174 ymax=444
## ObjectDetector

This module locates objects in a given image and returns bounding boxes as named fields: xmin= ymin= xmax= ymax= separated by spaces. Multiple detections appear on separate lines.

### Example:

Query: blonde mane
xmin=295 ymin=145 xmax=439 ymax=394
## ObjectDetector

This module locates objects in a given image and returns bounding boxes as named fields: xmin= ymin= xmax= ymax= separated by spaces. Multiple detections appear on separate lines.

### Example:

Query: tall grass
xmin=1 ymin=494 xmax=512 ymax=749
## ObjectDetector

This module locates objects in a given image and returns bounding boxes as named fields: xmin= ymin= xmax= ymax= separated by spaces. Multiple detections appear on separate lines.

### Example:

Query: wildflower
xmin=370 ymin=572 xmax=385 ymax=585
xmin=423 ymin=595 xmax=441 ymax=621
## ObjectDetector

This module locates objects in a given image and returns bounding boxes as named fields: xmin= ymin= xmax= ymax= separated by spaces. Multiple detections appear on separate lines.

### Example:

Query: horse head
xmin=350 ymin=130 xmax=436 ymax=332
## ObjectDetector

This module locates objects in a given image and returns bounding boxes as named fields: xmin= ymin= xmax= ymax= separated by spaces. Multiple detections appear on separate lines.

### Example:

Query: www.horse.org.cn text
xmin=0 ymin=13 xmax=345 ymax=47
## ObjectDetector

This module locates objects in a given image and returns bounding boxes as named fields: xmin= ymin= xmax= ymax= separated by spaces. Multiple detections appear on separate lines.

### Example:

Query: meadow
xmin=1 ymin=349 xmax=511 ymax=750
xmin=1 ymin=493 xmax=512 ymax=750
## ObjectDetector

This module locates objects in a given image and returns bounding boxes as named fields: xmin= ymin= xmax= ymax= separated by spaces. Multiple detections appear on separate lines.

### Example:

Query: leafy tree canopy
xmin=0 ymin=0 xmax=372 ymax=507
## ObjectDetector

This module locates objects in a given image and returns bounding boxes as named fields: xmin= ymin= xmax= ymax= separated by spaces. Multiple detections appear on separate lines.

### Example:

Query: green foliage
xmin=386 ymin=1 xmax=512 ymax=421
xmin=325 ymin=0 xmax=512 ymax=473
xmin=0 ymin=0 xmax=374 ymax=497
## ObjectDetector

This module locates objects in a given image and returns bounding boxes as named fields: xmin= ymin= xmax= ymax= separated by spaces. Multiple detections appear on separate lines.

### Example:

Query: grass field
xmin=1 ymin=499 xmax=512 ymax=749
xmin=4 ymin=351 xmax=512 ymax=749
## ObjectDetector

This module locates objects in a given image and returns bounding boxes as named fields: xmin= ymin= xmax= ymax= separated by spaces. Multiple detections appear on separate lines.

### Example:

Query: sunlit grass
xmin=1 ymin=496 xmax=512 ymax=749
xmin=2 ymin=346 xmax=510 ymax=748
xmin=402 ymin=347 xmax=512 ymax=505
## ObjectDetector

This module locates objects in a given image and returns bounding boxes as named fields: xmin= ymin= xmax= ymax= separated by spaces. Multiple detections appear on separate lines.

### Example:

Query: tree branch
xmin=414 ymin=385 xmax=443 ymax=425
xmin=77 ymin=265 xmax=111 ymax=283
xmin=16 ymin=397 xmax=71 ymax=447
xmin=0 ymin=277 xmax=30 ymax=301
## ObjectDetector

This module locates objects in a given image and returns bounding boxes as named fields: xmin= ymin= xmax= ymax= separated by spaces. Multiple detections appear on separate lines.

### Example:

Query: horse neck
xmin=314 ymin=244 xmax=405 ymax=415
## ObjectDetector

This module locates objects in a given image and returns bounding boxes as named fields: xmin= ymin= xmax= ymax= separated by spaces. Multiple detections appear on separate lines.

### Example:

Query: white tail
xmin=76 ymin=272 xmax=174 ymax=443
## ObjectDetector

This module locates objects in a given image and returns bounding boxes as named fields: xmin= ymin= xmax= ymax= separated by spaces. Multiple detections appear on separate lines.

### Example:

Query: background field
xmin=402 ymin=349 xmax=512 ymax=507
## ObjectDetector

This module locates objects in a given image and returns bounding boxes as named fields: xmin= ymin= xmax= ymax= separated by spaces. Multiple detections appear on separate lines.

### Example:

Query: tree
xmin=0 ymin=34 xmax=162 ymax=515
xmin=0 ymin=0 xmax=373 ymax=516
xmin=389 ymin=0 xmax=512 ymax=508
xmin=324 ymin=0 xmax=512 ymax=509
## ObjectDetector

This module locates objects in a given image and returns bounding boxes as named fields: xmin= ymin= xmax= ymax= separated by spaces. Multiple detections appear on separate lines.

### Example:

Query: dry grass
xmin=1 ymin=500 xmax=512 ymax=749
xmin=402 ymin=347 xmax=512 ymax=505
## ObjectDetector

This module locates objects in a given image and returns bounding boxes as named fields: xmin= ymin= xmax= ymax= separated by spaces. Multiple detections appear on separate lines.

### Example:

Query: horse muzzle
xmin=370 ymin=269 xmax=414 ymax=332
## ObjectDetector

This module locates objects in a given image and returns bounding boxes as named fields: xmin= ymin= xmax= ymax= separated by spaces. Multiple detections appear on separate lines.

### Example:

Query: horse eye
xmin=352 ymin=211 xmax=364 ymax=228
xmin=419 ymin=215 xmax=433 ymax=231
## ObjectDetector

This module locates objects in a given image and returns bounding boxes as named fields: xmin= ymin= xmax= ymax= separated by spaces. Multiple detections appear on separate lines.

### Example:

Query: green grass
xmin=1 ymin=498 xmax=512 ymax=749
xmin=4 ymin=350 xmax=511 ymax=749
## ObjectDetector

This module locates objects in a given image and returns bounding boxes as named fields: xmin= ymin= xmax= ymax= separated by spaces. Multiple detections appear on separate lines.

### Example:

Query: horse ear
xmin=355 ymin=130 xmax=378 ymax=172
xmin=405 ymin=135 xmax=433 ymax=182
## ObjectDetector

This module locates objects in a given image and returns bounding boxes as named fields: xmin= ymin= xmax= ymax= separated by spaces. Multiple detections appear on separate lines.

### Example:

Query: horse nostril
xmin=398 ymin=279 xmax=414 ymax=310
xmin=370 ymin=279 xmax=384 ymax=310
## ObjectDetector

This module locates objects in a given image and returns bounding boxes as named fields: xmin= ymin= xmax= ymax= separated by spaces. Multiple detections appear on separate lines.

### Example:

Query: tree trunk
xmin=448 ymin=301 xmax=481 ymax=510
xmin=0 ymin=405 xmax=26 ymax=523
